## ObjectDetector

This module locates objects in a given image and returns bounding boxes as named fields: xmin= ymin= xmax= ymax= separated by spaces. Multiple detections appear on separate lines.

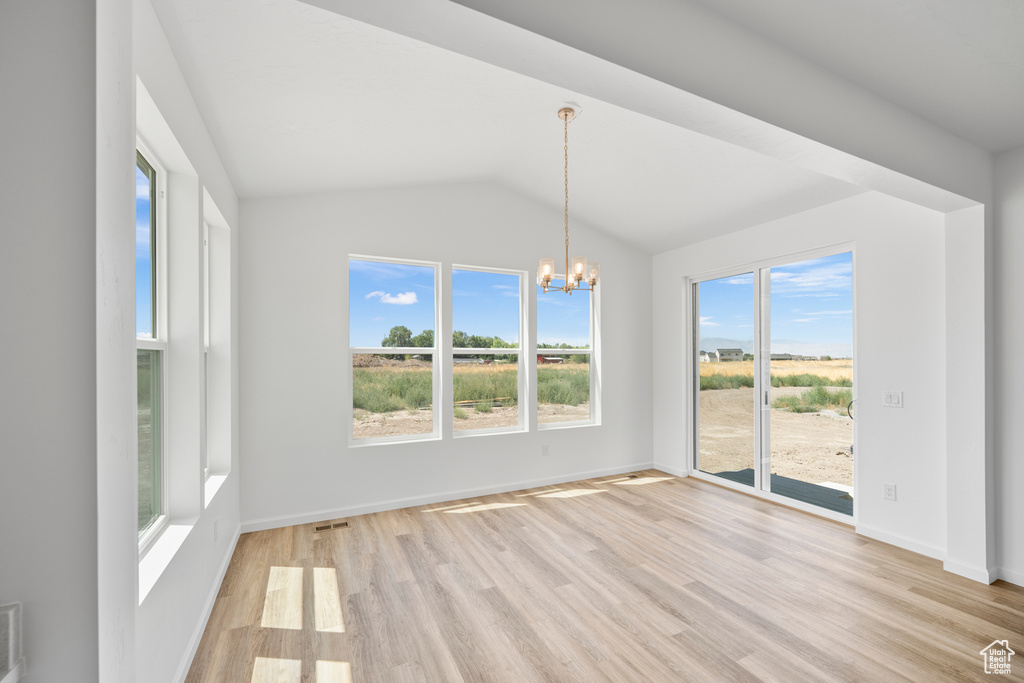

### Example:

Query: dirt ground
xmin=353 ymin=403 xmax=590 ymax=438
xmin=699 ymin=386 xmax=854 ymax=485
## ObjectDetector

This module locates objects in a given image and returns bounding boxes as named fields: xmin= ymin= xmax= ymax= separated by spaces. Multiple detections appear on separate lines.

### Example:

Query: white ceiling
xmin=150 ymin=0 xmax=871 ymax=253
xmin=689 ymin=0 xmax=1024 ymax=153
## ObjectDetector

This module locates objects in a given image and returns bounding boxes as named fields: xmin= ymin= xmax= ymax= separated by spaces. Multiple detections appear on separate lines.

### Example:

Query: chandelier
xmin=538 ymin=107 xmax=599 ymax=294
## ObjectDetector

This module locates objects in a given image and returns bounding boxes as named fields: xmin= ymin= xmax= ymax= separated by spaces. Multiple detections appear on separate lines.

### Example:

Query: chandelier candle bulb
xmin=538 ymin=258 xmax=555 ymax=286
xmin=572 ymin=257 xmax=587 ymax=282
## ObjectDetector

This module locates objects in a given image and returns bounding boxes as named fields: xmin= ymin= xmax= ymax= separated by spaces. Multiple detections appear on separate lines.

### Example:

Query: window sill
xmin=453 ymin=426 xmax=526 ymax=439
xmin=537 ymin=420 xmax=597 ymax=431
xmin=204 ymin=473 xmax=228 ymax=508
xmin=349 ymin=434 xmax=441 ymax=449
xmin=138 ymin=522 xmax=193 ymax=605
xmin=137 ymin=514 xmax=169 ymax=560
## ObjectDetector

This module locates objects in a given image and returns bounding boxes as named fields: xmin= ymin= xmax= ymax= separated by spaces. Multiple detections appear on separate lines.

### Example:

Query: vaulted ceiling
xmin=150 ymin=0 xmax=1021 ymax=253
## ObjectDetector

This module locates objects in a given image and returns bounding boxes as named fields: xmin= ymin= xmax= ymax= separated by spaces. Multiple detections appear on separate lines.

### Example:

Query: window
xmin=452 ymin=267 xmax=525 ymax=434
xmin=536 ymin=278 xmax=596 ymax=426
xmin=136 ymin=147 xmax=166 ymax=543
xmin=349 ymin=257 xmax=439 ymax=443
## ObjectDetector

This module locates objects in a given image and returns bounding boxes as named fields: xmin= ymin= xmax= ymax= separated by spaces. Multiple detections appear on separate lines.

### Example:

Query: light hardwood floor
xmin=187 ymin=471 xmax=1024 ymax=682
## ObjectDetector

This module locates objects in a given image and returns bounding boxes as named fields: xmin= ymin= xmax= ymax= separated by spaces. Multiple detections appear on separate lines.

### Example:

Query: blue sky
xmin=537 ymin=281 xmax=590 ymax=347
xmin=136 ymin=164 xmax=153 ymax=337
xmin=348 ymin=260 xmax=590 ymax=348
xmin=349 ymin=260 xmax=437 ymax=347
xmin=698 ymin=252 xmax=853 ymax=354
xmin=453 ymin=269 xmax=520 ymax=344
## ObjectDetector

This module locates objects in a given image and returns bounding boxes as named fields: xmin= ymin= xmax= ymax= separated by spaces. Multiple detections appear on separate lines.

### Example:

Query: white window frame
xmin=137 ymin=138 xmax=169 ymax=556
xmin=201 ymin=220 xmax=210 ymax=481
xmin=347 ymin=255 xmax=442 ymax=446
xmin=536 ymin=273 xmax=600 ymax=430
xmin=451 ymin=265 xmax=528 ymax=437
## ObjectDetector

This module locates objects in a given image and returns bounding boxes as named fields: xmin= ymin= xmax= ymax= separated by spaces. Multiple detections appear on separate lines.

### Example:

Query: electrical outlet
xmin=883 ymin=391 xmax=904 ymax=408
xmin=541 ymin=444 xmax=550 ymax=457
xmin=883 ymin=483 xmax=897 ymax=501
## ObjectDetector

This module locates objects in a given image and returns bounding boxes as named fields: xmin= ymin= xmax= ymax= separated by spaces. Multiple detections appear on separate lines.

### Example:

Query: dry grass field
xmin=700 ymin=358 xmax=852 ymax=382
xmin=352 ymin=361 xmax=590 ymax=439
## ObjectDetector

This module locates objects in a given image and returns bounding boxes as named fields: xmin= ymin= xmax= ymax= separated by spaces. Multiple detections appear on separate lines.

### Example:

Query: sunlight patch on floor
xmin=424 ymin=502 xmax=478 ymax=513
xmin=536 ymin=489 xmax=605 ymax=498
xmin=314 ymin=567 xmax=345 ymax=633
xmin=444 ymin=502 xmax=526 ymax=514
xmin=252 ymin=657 xmax=301 ymax=683
xmin=261 ymin=567 xmax=303 ymax=630
xmin=316 ymin=661 xmax=353 ymax=683
xmin=612 ymin=476 xmax=673 ymax=486
xmin=517 ymin=488 xmax=564 ymax=497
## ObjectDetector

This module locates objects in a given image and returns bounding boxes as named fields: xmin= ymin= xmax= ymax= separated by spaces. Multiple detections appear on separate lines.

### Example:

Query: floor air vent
xmin=627 ymin=474 xmax=640 ymax=479
xmin=314 ymin=521 xmax=349 ymax=532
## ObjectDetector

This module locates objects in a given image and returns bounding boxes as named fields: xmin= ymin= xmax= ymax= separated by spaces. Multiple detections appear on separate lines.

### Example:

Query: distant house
xmin=714 ymin=348 xmax=743 ymax=362
xmin=699 ymin=351 xmax=712 ymax=363
xmin=537 ymin=355 xmax=564 ymax=364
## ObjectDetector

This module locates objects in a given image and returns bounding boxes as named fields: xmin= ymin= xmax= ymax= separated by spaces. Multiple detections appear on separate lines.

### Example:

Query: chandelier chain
xmin=564 ymin=112 xmax=570 ymax=274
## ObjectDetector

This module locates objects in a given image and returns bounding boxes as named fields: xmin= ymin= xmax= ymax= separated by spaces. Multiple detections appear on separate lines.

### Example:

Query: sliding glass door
xmin=694 ymin=273 xmax=757 ymax=488
xmin=693 ymin=250 xmax=855 ymax=517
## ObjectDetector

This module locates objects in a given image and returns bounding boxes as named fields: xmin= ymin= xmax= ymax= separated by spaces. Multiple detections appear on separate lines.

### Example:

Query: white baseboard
xmin=997 ymin=565 xmax=1024 ymax=588
xmin=241 ymin=462 xmax=654 ymax=533
xmin=653 ymin=463 xmax=688 ymax=477
xmin=173 ymin=524 xmax=242 ymax=683
xmin=855 ymin=523 xmax=946 ymax=561
xmin=943 ymin=558 xmax=996 ymax=585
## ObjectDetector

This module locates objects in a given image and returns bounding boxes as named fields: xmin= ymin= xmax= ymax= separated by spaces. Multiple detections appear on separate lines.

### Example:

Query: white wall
xmin=653 ymin=192 xmax=949 ymax=556
xmin=239 ymin=182 xmax=653 ymax=528
xmin=0 ymin=2 xmax=128 ymax=681
xmin=994 ymin=145 xmax=1024 ymax=585
xmin=133 ymin=1 xmax=242 ymax=681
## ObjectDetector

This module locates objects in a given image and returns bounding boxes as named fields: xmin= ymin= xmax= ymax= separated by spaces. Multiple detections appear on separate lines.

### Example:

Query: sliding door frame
xmin=687 ymin=243 xmax=858 ymax=525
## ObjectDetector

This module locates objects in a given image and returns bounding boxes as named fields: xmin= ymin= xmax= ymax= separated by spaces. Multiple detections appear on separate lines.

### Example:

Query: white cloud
xmin=806 ymin=310 xmax=852 ymax=316
xmin=724 ymin=273 xmax=754 ymax=285
xmin=699 ymin=316 xmax=720 ymax=327
xmin=770 ymin=260 xmax=852 ymax=297
xmin=792 ymin=318 xmax=819 ymax=323
xmin=366 ymin=291 xmax=418 ymax=305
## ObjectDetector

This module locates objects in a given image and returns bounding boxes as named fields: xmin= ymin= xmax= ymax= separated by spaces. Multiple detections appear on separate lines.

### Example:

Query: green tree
xmin=380 ymin=325 xmax=411 ymax=358
xmin=410 ymin=329 xmax=434 ymax=348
